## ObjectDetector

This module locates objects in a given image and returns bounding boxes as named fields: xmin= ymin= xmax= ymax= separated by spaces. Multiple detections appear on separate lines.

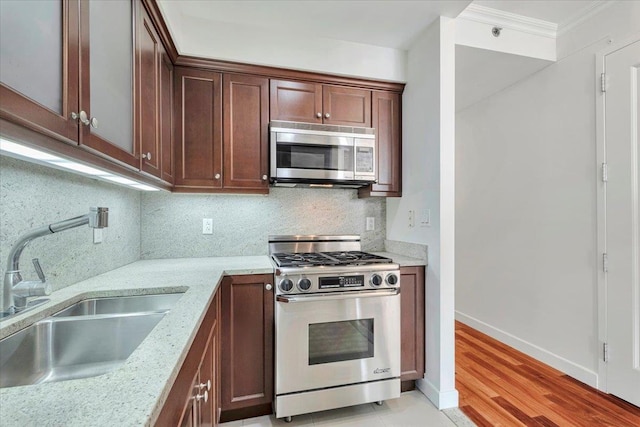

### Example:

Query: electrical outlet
xmin=408 ymin=210 xmax=415 ymax=228
xmin=420 ymin=209 xmax=431 ymax=227
xmin=93 ymin=228 xmax=103 ymax=244
xmin=202 ymin=218 xmax=213 ymax=235
xmin=366 ymin=217 xmax=375 ymax=231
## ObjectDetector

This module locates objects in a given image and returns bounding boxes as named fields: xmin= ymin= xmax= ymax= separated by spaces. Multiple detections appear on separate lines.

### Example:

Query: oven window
xmin=308 ymin=319 xmax=374 ymax=365
xmin=277 ymin=144 xmax=353 ymax=171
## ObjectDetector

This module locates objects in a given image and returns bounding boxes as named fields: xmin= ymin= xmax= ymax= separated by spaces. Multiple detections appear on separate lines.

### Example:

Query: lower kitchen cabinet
xmin=220 ymin=274 xmax=274 ymax=422
xmin=400 ymin=266 xmax=425 ymax=389
xmin=157 ymin=292 xmax=220 ymax=427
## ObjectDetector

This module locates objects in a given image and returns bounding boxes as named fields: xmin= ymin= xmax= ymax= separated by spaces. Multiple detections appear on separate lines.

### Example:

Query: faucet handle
xmin=32 ymin=258 xmax=46 ymax=283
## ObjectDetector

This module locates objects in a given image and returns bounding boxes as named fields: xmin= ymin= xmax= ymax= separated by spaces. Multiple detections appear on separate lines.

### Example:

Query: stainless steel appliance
xmin=270 ymin=121 xmax=376 ymax=188
xmin=269 ymin=235 xmax=401 ymax=422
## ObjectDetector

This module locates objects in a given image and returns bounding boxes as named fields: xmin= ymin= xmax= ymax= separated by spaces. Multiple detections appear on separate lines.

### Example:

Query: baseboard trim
xmin=416 ymin=378 xmax=459 ymax=409
xmin=455 ymin=311 xmax=598 ymax=388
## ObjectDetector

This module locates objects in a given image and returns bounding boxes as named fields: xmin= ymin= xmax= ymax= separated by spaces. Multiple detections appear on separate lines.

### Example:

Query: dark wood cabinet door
xmin=0 ymin=0 xmax=80 ymax=144
xmin=270 ymin=79 xmax=322 ymax=123
xmin=174 ymin=67 xmax=223 ymax=189
xmin=157 ymin=292 xmax=220 ymax=427
xmin=223 ymin=74 xmax=269 ymax=192
xmin=400 ymin=266 xmax=425 ymax=382
xmin=322 ymin=85 xmax=371 ymax=127
xmin=221 ymin=274 xmax=274 ymax=421
xmin=359 ymin=91 xmax=402 ymax=197
xmin=138 ymin=5 xmax=161 ymax=177
xmin=159 ymin=49 xmax=174 ymax=184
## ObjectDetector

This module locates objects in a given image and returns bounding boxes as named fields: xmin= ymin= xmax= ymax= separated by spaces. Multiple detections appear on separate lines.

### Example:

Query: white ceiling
xmin=474 ymin=0 xmax=600 ymax=25
xmin=159 ymin=0 xmax=471 ymax=50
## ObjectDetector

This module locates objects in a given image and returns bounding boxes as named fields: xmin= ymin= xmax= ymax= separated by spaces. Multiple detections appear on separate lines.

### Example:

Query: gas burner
xmin=271 ymin=250 xmax=392 ymax=268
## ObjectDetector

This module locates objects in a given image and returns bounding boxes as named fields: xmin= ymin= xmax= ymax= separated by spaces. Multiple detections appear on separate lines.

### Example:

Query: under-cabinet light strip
xmin=0 ymin=138 xmax=160 ymax=192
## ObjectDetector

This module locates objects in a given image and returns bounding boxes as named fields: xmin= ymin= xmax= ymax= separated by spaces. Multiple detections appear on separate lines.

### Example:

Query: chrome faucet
xmin=1 ymin=207 xmax=109 ymax=315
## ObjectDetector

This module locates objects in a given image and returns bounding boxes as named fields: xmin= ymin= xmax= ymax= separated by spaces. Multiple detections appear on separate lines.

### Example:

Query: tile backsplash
xmin=0 ymin=156 xmax=141 ymax=292
xmin=141 ymin=188 xmax=386 ymax=259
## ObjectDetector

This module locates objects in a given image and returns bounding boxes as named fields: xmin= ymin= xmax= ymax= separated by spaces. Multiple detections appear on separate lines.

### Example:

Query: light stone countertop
xmin=0 ymin=256 xmax=274 ymax=427
xmin=372 ymin=252 xmax=427 ymax=267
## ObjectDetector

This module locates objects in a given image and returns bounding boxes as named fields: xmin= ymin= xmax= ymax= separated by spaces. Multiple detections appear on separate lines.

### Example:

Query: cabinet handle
xmin=324 ymin=113 xmax=330 ymax=119
xmin=265 ymin=284 xmax=272 ymax=291
xmin=197 ymin=380 xmax=211 ymax=391
xmin=195 ymin=390 xmax=208 ymax=403
xmin=214 ymin=173 xmax=221 ymax=180
xmin=142 ymin=152 xmax=152 ymax=161
xmin=88 ymin=117 xmax=99 ymax=128
xmin=262 ymin=174 xmax=268 ymax=181
xmin=316 ymin=112 xmax=322 ymax=118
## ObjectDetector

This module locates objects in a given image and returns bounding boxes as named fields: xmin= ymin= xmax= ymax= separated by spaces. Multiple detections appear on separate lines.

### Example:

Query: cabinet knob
xmin=195 ymin=390 xmax=208 ymax=403
xmin=197 ymin=380 xmax=211 ymax=391
xmin=265 ymin=284 xmax=272 ymax=291
xmin=142 ymin=152 xmax=152 ymax=161
xmin=71 ymin=111 xmax=98 ymax=128
xmin=262 ymin=174 xmax=268 ymax=181
xmin=324 ymin=113 xmax=330 ymax=119
xmin=316 ymin=112 xmax=322 ymax=118
xmin=214 ymin=173 xmax=221 ymax=180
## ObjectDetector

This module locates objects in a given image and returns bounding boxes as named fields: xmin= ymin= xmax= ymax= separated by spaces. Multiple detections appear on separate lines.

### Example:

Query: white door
xmin=605 ymin=39 xmax=640 ymax=407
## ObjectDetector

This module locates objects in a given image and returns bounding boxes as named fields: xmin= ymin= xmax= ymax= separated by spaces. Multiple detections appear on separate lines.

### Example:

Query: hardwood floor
xmin=455 ymin=321 xmax=640 ymax=427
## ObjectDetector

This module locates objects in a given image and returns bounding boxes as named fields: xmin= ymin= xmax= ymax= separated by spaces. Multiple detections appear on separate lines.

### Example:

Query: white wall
xmin=159 ymin=3 xmax=407 ymax=82
xmin=387 ymin=17 xmax=458 ymax=409
xmin=455 ymin=0 xmax=640 ymax=387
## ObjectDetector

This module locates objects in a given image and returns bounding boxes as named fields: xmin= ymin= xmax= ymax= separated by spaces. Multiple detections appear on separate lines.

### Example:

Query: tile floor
xmin=220 ymin=391 xmax=460 ymax=427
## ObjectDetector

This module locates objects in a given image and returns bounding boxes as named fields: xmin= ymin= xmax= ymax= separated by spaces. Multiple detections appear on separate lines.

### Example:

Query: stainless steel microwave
xmin=270 ymin=121 xmax=376 ymax=188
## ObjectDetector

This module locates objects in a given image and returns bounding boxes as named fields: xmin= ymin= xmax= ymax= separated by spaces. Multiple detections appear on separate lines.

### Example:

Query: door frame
xmin=595 ymin=32 xmax=640 ymax=393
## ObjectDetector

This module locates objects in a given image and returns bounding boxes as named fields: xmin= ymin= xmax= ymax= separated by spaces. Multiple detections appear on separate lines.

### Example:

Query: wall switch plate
xmin=408 ymin=210 xmax=415 ymax=228
xmin=202 ymin=218 xmax=213 ymax=235
xmin=366 ymin=217 xmax=375 ymax=231
xmin=93 ymin=228 xmax=103 ymax=244
xmin=420 ymin=209 xmax=431 ymax=227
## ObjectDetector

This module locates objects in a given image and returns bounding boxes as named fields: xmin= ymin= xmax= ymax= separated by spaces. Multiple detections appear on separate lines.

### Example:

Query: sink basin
xmin=53 ymin=293 xmax=183 ymax=317
xmin=0 ymin=312 xmax=166 ymax=388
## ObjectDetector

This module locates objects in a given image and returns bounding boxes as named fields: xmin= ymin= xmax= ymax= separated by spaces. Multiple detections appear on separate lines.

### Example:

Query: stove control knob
xmin=298 ymin=278 xmax=312 ymax=291
xmin=386 ymin=273 xmax=399 ymax=286
xmin=279 ymin=278 xmax=294 ymax=293
xmin=370 ymin=274 xmax=383 ymax=287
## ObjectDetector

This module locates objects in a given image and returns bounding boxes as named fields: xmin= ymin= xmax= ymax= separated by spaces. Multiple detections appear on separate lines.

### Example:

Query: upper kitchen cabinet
xmin=0 ymin=0 xmax=80 ymax=143
xmin=223 ymin=74 xmax=269 ymax=192
xmin=1 ymin=0 xmax=176 ymax=180
xmin=359 ymin=91 xmax=402 ymax=197
xmin=137 ymin=2 xmax=174 ymax=181
xmin=174 ymin=69 xmax=268 ymax=194
xmin=270 ymin=79 xmax=371 ymax=127
xmin=173 ymin=67 xmax=223 ymax=190
xmin=78 ymin=0 xmax=137 ymax=168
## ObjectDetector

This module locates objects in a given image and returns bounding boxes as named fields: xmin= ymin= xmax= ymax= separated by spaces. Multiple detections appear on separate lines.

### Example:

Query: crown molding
xmin=458 ymin=4 xmax=557 ymax=39
xmin=557 ymin=1 xmax=614 ymax=37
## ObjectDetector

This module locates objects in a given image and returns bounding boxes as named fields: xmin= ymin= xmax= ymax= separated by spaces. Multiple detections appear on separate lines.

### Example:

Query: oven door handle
xmin=276 ymin=289 xmax=399 ymax=303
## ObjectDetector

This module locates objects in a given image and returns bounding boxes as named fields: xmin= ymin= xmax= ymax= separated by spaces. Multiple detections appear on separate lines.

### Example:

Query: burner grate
xmin=272 ymin=251 xmax=392 ymax=268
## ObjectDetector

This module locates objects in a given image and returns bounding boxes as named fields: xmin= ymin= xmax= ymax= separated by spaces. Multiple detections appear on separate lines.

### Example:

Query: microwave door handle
xmin=276 ymin=289 xmax=399 ymax=303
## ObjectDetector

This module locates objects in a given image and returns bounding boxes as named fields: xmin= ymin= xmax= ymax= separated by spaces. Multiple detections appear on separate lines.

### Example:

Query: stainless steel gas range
xmin=269 ymin=235 xmax=401 ymax=422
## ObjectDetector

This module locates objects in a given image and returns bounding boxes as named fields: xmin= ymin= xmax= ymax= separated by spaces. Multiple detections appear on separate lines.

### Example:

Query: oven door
xmin=275 ymin=289 xmax=400 ymax=395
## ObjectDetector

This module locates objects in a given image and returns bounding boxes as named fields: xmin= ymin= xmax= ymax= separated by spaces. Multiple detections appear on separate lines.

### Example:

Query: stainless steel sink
xmin=0 ymin=312 xmax=165 ymax=388
xmin=0 ymin=293 xmax=185 ymax=388
xmin=53 ymin=293 xmax=183 ymax=317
